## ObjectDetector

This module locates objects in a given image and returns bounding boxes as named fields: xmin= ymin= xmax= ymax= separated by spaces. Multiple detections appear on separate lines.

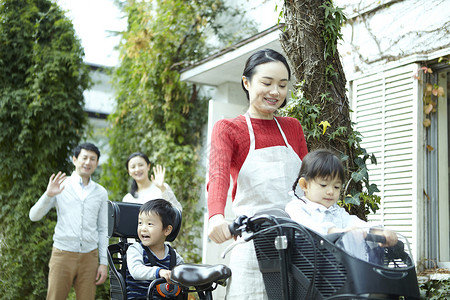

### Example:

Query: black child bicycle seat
xmin=171 ymin=264 xmax=231 ymax=287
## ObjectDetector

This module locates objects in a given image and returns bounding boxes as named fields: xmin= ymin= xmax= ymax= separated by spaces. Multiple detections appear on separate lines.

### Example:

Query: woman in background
xmin=123 ymin=152 xmax=182 ymax=211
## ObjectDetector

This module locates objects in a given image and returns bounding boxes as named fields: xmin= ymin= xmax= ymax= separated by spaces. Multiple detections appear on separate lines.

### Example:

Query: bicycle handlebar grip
xmin=365 ymin=233 xmax=387 ymax=244
xmin=228 ymin=221 xmax=240 ymax=236
xmin=147 ymin=277 xmax=167 ymax=300
xmin=228 ymin=215 xmax=247 ymax=237
xmin=228 ymin=223 xmax=237 ymax=236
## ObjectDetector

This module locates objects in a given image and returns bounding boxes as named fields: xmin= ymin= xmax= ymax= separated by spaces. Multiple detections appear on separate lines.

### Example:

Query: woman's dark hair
xmin=292 ymin=149 xmax=345 ymax=199
xmin=140 ymin=198 xmax=175 ymax=230
xmin=126 ymin=152 xmax=151 ymax=198
xmin=241 ymin=48 xmax=291 ymax=108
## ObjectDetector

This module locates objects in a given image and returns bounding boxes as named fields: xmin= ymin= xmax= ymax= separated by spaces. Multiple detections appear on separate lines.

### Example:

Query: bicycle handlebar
xmin=228 ymin=215 xmax=247 ymax=237
xmin=365 ymin=233 xmax=387 ymax=244
xmin=147 ymin=278 xmax=167 ymax=300
xmin=228 ymin=213 xmax=282 ymax=238
xmin=230 ymin=214 xmax=390 ymax=246
xmin=223 ymin=214 xmax=272 ymax=259
xmin=147 ymin=278 xmax=182 ymax=300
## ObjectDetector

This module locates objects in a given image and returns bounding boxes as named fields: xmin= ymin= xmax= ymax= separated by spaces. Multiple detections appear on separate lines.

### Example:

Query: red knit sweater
xmin=207 ymin=115 xmax=308 ymax=218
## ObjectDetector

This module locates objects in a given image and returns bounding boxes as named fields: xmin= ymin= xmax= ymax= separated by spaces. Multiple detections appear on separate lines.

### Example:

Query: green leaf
xmin=354 ymin=157 xmax=365 ymax=168
xmin=344 ymin=193 xmax=361 ymax=205
xmin=370 ymin=154 xmax=378 ymax=165
xmin=351 ymin=167 xmax=368 ymax=182
xmin=367 ymin=183 xmax=380 ymax=195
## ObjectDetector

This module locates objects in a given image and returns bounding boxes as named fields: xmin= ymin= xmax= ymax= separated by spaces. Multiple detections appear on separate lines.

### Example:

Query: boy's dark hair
xmin=73 ymin=143 xmax=100 ymax=160
xmin=140 ymin=199 xmax=175 ymax=230
xmin=292 ymin=149 xmax=345 ymax=198
xmin=241 ymin=48 xmax=291 ymax=108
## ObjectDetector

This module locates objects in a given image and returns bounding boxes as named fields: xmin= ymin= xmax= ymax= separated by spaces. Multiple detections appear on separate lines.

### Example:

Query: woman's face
xmin=127 ymin=156 xmax=150 ymax=183
xmin=243 ymin=61 xmax=289 ymax=119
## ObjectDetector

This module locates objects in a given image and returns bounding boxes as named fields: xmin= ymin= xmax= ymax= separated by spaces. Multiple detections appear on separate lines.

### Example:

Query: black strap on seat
xmin=143 ymin=244 xmax=182 ymax=300
xmin=143 ymin=244 xmax=176 ymax=270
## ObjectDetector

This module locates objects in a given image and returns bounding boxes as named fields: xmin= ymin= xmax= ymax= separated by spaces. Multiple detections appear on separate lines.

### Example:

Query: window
xmin=424 ymin=63 xmax=449 ymax=268
xmin=437 ymin=68 xmax=450 ymax=267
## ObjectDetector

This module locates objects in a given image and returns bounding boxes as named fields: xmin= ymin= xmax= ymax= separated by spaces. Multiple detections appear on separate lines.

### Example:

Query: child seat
xmin=249 ymin=209 xmax=420 ymax=300
xmin=107 ymin=200 xmax=182 ymax=300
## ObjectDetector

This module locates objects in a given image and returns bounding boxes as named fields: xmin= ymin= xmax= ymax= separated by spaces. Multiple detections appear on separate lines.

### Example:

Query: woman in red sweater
xmin=207 ymin=48 xmax=308 ymax=299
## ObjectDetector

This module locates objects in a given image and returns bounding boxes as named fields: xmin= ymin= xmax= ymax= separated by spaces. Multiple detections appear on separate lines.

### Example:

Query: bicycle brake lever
xmin=221 ymin=239 xmax=246 ymax=259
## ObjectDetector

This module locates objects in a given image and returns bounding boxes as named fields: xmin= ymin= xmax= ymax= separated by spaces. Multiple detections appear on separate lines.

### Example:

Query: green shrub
xmin=419 ymin=277 xmax=450 ymax=299
xmin=0 ymin=0 xmax=89 ymax=298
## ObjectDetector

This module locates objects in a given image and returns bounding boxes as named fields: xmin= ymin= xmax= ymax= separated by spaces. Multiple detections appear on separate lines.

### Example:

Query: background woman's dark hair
xmin=292 ymin=149 xmax=345 ymax=199
xmin=126 ymin=152 xmax=151 ymax=198
xmin=241 ymin=48 xmax=291 ymax=108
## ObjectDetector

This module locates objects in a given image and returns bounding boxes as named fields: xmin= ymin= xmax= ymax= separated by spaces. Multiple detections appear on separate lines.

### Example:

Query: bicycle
xmin=224 ymin=209 xmax=420 ymax=300
xmin=107 ymin=201 xmax=231 ymax=300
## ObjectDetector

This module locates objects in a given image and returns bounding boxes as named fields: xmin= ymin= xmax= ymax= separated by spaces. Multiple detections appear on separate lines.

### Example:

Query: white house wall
xmin=83 ymin=68 xmax=116 ymax=115
xmin=339 ymin=0 xmax=450 ymax=265
xmin=337 ymin=0 xmax=450 ymax=76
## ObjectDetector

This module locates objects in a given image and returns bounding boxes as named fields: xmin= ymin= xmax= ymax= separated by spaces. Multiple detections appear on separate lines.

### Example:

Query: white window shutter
xmin=350 ymin=63 xmax=420 ymax=260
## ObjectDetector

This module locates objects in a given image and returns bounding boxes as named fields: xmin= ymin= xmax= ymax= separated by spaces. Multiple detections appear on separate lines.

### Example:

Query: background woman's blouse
xmin=123 ymin=182 xmax=182 ymax=211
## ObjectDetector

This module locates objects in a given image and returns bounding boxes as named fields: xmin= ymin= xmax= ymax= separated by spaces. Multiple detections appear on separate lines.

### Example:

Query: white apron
xmin=225 ymin=114 xmax=302 ymax=300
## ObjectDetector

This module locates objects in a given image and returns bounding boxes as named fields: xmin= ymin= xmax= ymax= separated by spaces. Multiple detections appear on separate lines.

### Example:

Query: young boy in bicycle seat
xmin=126 ymin=199 xmax=184 ymax=300
xmin=285 ymin=149 xmax=397 ymax=247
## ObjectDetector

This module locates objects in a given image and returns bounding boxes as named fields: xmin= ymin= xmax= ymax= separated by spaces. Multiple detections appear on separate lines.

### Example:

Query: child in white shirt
xmin=285 ymin=149 xmax=397 ymax=246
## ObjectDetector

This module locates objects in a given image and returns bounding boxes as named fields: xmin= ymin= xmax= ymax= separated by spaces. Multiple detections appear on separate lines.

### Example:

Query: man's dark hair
xmin=73 ymin=143 xmax=100 ymax=160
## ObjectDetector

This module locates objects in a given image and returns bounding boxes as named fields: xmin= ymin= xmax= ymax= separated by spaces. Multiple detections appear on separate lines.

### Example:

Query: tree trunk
xmin=281 ymin=0 xmax=366 ymax=219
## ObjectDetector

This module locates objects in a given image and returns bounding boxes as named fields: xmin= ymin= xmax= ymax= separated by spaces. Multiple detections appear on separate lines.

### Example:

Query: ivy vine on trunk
xmin=279 ymin=0 xmax=380 ymax=219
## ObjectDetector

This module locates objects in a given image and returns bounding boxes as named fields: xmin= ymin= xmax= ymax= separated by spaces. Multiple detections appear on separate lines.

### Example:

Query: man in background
xmin=29 ymin=142 xmax=108 ymax=299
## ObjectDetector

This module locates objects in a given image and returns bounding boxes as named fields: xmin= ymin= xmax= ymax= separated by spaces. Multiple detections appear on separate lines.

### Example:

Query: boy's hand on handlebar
xmin=370 ymin=228 xmax=398 ymax=247
xmin=208 ymin=214 xmax=232 ymax=244
xmin=159 ymin=269 xmax=172 ymax=284
xmin=382 ymin=229 xmax=398 ymax=247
